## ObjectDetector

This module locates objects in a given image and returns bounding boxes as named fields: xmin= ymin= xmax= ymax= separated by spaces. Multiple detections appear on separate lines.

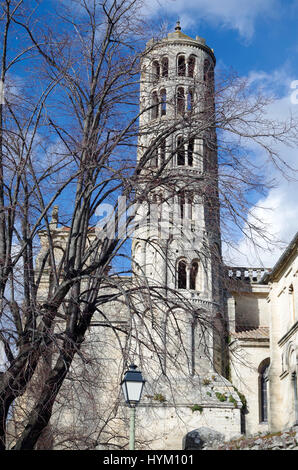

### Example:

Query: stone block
xmin=183 ymin=426 xmax=225 ymax=450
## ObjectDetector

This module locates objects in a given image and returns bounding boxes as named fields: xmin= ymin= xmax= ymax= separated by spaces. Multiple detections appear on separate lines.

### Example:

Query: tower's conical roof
xmin=146 ymin=21 xmax=215 ymax=64
xmin=171 ymin=20 xmax=194 ymax=40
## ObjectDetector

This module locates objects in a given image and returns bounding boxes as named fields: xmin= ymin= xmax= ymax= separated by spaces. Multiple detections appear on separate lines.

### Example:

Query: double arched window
xmin=177 ymin=54 xmax=196 ymax=77
xmin=178 ymin=191 xmax=194 ymax=220
xmin=152 ymin=57 xmax=169 ymax=82
xmin=152 ymin=54 xmax=196 ymax=81
xmin=151 ymin=89 xmax=167 ymax=119
xmin=176 ymin=136 xmax=195 ymax=166
xmin=177 ymin=259 xmax=202 ymax=291
xmin=176 ymin=87 xmax=194 ymax=115
xmin=149 ymin=139 xmax=166 ymax=167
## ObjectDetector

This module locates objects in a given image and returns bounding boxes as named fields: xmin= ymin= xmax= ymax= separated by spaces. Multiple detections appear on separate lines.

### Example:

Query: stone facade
xmin=226 ymin=233 xmax=298 ymax=439
xmin=23 ymin=24 xmax=298 ymax=450
xmin=266 ymin=234 xmax=298 ymax=431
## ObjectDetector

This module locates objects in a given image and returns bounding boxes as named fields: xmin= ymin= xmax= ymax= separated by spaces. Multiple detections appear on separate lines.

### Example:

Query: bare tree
xmin=0 ymin=0 xmax=297 ymax=450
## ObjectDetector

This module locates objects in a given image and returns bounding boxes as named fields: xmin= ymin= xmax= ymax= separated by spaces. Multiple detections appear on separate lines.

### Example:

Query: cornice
xmin=278 ymin=320 xmax=298 ymax=347
xmin=146 ymin=39 xmax=216 ymax=65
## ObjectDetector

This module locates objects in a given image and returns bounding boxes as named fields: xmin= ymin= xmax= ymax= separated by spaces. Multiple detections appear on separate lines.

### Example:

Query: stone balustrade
xmin=226 ymin=266 xmax=271 ymax=284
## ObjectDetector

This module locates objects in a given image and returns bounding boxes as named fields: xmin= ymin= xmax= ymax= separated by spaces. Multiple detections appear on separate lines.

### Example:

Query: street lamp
xmin=121 ymin=364 xmax=146 ymax=450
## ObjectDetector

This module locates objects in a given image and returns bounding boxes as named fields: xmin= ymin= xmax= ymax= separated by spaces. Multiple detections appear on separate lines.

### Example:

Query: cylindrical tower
xmin=129 ymin=24 xmax=242 ymax=449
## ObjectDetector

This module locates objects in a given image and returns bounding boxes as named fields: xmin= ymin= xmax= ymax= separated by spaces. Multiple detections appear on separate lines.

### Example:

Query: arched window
xmin=177 ymin=87 xmax=185 ymax=115
xmin=187 ymin=88 xmax=194 ymax=113
xmin=178 ymin=192 xmax=193 ymax=220
xmin=176 ymin=136 xmax=193 ymax=167
xmin=188 ymin=55 xmax=195 ymax=78
xmin=178 ymin=260 xmax=187 ymax=289
xmin=188 ymin=138 xmax=194 ymax=166
xmin=259 ymin=359 xmax=270 ymax=423
xmin=160 ymin=88 xmax=167 ymax=116
xmin=177 ymin=136 xmax=185 ymax=166
xmin=177 ymin=259 xmax=202 ymax=291
xmin=190 ymin=261 xmax=198 ymax=290
xmin=204 ymin=59 xmax=214 ymax=84
xmin=161 ymin=57 xmax=169 ymax=77
xmin=177 ymin=55 xmax=186 ymax=76
xmin=152 ymin=91 xmax=159 ymax=119
xmin=152 ymin=60 xmax=160 ymax=81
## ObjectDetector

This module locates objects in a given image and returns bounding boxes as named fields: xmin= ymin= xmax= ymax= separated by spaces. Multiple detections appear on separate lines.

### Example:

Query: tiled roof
xmin=231 ymin=327 xmax=269 ymax=340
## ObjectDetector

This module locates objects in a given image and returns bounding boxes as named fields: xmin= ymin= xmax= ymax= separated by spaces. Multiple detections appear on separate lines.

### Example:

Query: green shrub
xmin=229 ymin=395 xmax=238 ymax=407
xmin=232 ymin=386 xmax=247 ymax=410
xmin=215 ymin=392 xmax=227 ymax=402
xmin=190 ymin=404 xmax=203 ymax=413
xmin=153 ymin=393 xmax=166 ymax=403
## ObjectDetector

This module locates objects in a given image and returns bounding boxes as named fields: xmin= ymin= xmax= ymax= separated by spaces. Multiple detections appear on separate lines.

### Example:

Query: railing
xmin=168 ymin=290 xmax=218 ymax=311
xmin=226 ymin=266 xmax=270 ymax=283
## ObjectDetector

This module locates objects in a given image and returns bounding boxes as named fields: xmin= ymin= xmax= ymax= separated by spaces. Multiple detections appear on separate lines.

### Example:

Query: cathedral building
xmin=228 ymin=232 xmax=298 ymax=436
xmin=30 ymin=24 xmax=298 ymax=450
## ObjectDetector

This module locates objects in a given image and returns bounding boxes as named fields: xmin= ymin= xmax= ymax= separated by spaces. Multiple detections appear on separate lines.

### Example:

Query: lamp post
xmin=121 ymin=364 xmax=146 ymax=450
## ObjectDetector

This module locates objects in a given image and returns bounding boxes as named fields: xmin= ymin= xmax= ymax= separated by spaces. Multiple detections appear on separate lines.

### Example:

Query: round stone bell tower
xmin=133 ymin=22 xmax=224 ymax=374
xmin=130 ymin=23 xmax=242 ymax=450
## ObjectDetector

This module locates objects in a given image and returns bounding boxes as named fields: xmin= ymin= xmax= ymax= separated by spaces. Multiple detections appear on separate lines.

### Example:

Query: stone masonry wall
xmin=206 ymin=426 xmax=298 ymax=450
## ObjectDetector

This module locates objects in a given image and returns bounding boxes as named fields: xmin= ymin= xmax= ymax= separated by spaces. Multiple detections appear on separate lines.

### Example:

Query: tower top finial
xmin=175 ymin=20 xmax=181 ymax=31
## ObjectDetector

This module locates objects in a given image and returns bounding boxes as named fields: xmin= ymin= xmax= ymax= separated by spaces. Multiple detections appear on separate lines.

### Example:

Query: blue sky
xmin=143 ymin=0 xmax=298 ymax=267
xmin=46 ymin=0 xmax=298 ymax=267
xmin=6 ymin=0 xmax=298 ymax=268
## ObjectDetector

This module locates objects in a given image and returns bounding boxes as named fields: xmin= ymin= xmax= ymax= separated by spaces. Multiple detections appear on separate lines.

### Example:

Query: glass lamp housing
xmin=121 ymin=364 xmax=145 ymax=407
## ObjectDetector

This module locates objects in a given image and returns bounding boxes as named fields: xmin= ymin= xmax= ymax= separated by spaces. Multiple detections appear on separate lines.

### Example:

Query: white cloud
xmin=223 ymin=71 xmax=298 ymax=267
xmin=224 ymin=185 xmax=297 ymax=267
xmin=143 ymin=0 xmax=280 ymax=39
